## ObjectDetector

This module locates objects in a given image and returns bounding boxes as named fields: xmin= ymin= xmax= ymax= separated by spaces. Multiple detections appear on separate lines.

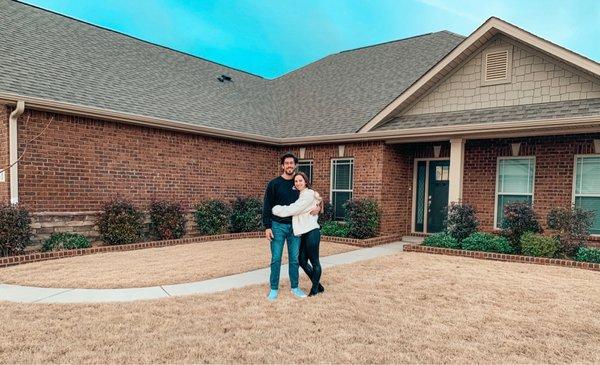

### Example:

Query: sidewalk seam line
xmin=32 ymin=288 xmax=75 ymax=303
xmin=160 ymin=285 xmax=171 ymax=296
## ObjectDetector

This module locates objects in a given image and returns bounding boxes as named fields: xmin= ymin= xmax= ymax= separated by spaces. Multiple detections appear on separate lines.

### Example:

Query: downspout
xmin=9 ymin=100 xmax=24 ymax=204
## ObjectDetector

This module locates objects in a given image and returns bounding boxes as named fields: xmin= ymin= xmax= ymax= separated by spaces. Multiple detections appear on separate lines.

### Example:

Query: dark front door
xmin=427 ymin=160 xmax=450 ymax=233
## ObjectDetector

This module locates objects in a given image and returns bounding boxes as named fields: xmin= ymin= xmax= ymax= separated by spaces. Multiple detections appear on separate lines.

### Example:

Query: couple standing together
xmin=262 ymin=152 xmax=324 ymax=301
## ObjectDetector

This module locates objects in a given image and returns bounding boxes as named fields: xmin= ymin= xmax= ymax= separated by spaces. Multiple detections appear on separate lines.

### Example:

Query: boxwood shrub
xmin=520 ymin=232 xmax=559 ymax=258
xmin=422 ymin=233 xmax=460 ymax=249
xmin=321 ymin=221 xmax=350 ymax=237
xmin=195 ymin=200 xmax=231 ymax=235
xmin=96 ymin=198 xmax=144 ymax=245
xmin=230 ymin=197 xmax=262 ymax=233
xmin=461 ymin=232 xmax=513 ymax=254
xmin=344 ymin=198 xmax=380 ymax=239
xmin=575 ymin=246 xmax=600 ymax=263
xmin=0 ymin=204 xmax=31 ymax=257
xmin=42 ymin=232 xmax=91 ymax=252
xmin=149 ymin=201 xmax=187 ymax=240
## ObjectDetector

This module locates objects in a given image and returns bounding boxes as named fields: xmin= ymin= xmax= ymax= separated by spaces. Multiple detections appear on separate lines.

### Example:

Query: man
xmin=263 ymin=152 xmax=319 ymax=301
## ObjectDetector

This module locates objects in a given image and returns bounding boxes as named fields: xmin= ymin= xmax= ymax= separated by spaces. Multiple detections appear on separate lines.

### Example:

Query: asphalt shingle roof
xmin=0 ymin=0 xmax=464 ymax=138
xmin=374 ymin=98 xmax=600 ymax=131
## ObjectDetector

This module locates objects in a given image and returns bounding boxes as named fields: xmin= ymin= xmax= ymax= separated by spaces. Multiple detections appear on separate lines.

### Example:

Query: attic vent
xmin=481 ymin=45 xmax=512 ymax=86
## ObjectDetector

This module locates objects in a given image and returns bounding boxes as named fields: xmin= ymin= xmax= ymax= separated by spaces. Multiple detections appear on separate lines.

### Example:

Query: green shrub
xmin=422 ymin=233 xmax=460 ymax=249
xmin=230 ymin=197 xmax=262 ymax=233
xmin=96 ymin=198 xmax=144 ymax=245
xmin=575 ymin=246 xmax=600 ymax=263
xmin=149 ymin=201 xmax=187 ymax=240
xmin=344 ymin=198 xmax=380 ymax=239
xmin=520 ymin=232 xmax=559 ymax=258
xmin=42 ymin=232 xmax=91 ymax=252
xmin=462 ymin=232 xmax=513 ymax=254
xmin=194 ymin=200 xmax=231 ymax=235
xmin=0 ymin=204 xmax=31 ymax=257
xmin=547 ymin=206 xmax=595 ymax=257
xmin=318 ymin=201 xmax=334 ymax=226
xmin=500 ymin=202 xmax=542 ymax=253
xmin=445 ymin=202 xmax=479 ymax=242
xmin=320 ymin=221 xmax=350 ymax=237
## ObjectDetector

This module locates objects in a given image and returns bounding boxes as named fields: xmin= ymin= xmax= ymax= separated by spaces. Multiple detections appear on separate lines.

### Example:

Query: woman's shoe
xmin=318 ymin=284 xmax=325 ymax=293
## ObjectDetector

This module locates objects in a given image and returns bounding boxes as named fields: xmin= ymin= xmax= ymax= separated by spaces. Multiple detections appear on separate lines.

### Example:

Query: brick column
xmin=449 ymin=138 xmax=465 ymax=204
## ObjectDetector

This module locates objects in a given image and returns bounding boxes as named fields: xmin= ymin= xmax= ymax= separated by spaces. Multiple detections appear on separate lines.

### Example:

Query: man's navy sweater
xmin=262 ymin=176 xmax=299 ymax=229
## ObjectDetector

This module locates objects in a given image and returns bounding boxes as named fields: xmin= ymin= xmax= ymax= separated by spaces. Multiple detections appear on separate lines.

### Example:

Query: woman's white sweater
xmin=272 ymin=188 xmax=320 ymax=236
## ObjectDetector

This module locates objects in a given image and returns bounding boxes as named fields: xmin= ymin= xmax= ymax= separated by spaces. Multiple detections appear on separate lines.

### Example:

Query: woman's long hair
xmin=294 ymin=171 xmax=324 ymax=213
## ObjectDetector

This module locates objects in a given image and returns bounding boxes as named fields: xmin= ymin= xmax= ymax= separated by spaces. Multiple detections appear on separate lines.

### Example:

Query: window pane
xmin=575 ymin=157 xmax=600 ymax=195
xmin=498 ymin=158 xmax=534 ymax=194
xmin=415 ymin=162 xmax=426 ymax=232
xmin=575 ymin=196 xmax=600 ymax=235
xmin=496 ymin=194 xmax=532 ymax=228
xmin=334 ymin=162 xmax=352 ymax=190
xmin=332 ymin=191 xmax=352 ymax=220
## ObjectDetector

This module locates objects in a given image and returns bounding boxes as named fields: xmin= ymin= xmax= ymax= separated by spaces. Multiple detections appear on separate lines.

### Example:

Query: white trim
xmin=494 ymin=156 xmax=536 ymax=229
xmin=411 ymin=157 xmax=450 ymax=234
xmin=572 ymin=154 xmax=600 ymax=236
xmin=358 ymin=17 xmax=600 ymax=133
xmin=330 ymin=158 xmax=354 ymax=219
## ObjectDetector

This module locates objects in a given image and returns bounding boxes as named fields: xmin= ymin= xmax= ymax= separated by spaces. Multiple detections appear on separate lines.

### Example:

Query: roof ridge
xmin=337 ymin=31 xmax=464 ymax=54
xmin=12 ymin=0 xmax=266 ymax=79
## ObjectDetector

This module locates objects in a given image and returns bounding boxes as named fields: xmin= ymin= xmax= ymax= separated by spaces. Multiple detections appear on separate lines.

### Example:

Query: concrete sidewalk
xmin=0 ymin=242 xmax=404 ymax=304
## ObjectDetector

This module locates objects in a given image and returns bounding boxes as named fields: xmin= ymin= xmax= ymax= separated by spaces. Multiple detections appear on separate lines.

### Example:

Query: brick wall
xmin=405 ymin=35 xmax=600 ymax=115
xmin=463 ymin=133 xmax=600 ymax=231
xmin=16 ymin=109 xmax=279 ymax=212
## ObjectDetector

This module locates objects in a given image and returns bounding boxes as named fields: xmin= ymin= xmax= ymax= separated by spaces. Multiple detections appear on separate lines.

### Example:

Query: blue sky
xmin=21 ymin=0 xmax=600 ymax=79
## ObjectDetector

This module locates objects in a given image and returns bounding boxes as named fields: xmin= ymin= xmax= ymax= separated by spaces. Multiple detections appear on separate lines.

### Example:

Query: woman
xmin=272 ymin=172 xmax=324 ymax=296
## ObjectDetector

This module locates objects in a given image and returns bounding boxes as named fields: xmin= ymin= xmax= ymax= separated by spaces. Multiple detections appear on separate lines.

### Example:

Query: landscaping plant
xmin=230 ymin=197 xmax=263 ymax=233
xmin=320 ymin=221 xmax=350 ymax=237
xmin=547 ymin=206 xmax=595 ymax=257
xmin=445 ymin=202 xmax=479 ymax=242
xmin=575 ymin=246 xmax=600 ymax=263
xmin=344 ymin=198 xmax=380 ymax=239
xmin=461 ymin=232 xmax=513 ymax=254
xmin=0 ymin=204 xmax=31 ymax=257
xmin=195 ymin=200 xmax=231 ymax=235
xmin=318 ymin=201 xmax=335 ymax=226
xmin=422 ymin=233 xmax=460 ymax=249
xmin=96 ymin=198 xmax=144 ymax=245
xmin=42 ymin=232 xmax=91 ymax=252
xmin=149 ymin=201 xmax=187 ymax=240
xmin=519 ymin=232 xmax=559 ymax=258
xmin=500 ymin=202 xmax=542 ymax=253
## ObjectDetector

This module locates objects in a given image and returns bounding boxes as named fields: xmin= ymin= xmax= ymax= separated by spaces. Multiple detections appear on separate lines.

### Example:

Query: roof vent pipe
xmin=9 ymin=100 xmax=25 ymax=204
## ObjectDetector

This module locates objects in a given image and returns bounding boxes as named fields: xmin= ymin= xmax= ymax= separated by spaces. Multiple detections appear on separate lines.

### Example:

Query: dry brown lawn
xmin=0 ymin=238 xmax=356 ymax=288
xmin=2 ymin=252 xmax=600 ymax=364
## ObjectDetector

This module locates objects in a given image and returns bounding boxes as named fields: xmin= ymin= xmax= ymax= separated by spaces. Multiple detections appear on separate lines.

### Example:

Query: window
xmin=297 ymin=160 xmax=313 ymax=184
xmin=330 ymin=158 xmax=353 ymax=220
xmin=495 ymin=157 xmax=535 ymax=228
xmin=574 ymin=156 xmax=600 ymax=235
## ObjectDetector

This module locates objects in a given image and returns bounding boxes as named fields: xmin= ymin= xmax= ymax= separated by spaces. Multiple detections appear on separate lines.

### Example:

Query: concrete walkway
xmin=0 ymin=242 xmax=404 ymax=304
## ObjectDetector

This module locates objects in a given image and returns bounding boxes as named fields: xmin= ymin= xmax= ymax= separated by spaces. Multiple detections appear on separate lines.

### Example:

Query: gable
xmin=402 ymin=35 xmax=600 ymax=116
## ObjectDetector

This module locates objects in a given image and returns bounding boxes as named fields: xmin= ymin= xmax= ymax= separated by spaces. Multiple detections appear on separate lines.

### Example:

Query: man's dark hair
xmin=280 ymin=152 xmax=298 ymax=165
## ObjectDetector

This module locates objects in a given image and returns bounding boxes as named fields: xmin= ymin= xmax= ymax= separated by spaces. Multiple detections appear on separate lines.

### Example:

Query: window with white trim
xmin=297 ymin=160 xmax=313 ymax=184
xmin=574 ymin=156 xmax=600 ymax=235
xmin=331 ymin=158 xmax=353 ymax=220
xmin=495 ymin=157 xmax=535 ymax=228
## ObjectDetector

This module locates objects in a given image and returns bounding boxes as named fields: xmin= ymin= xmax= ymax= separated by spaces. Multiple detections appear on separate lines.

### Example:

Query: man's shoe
xmin=290 ymin=287 xmax=307 ymax=298
xmin=267 ymin=289 xmax=278 ymax=301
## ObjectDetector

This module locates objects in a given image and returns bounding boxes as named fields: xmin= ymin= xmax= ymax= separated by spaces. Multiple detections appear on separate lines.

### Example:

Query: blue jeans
xmin=270 ymin=221 xmax=300 ymax=290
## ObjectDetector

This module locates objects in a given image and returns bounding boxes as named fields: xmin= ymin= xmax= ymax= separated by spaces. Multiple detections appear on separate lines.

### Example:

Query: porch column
xmin=448 ymin=138 xmax=465 ymax=204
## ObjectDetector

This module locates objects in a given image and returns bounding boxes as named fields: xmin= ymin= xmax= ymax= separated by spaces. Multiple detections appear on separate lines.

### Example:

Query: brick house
xmin=1 ymin=1 xmax=599 ymax=243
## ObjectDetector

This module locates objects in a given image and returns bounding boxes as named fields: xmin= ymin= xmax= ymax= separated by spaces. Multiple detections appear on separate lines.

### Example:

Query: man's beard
xmin=283 ymin=168 xmax=295 ymax=176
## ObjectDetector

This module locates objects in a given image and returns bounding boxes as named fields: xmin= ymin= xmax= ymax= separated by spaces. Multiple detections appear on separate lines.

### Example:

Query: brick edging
xmin=0 ymin=232 xmax=398 ymax=268
xmin=0 ymin=232 xmax=263 ymax=268
xmin=404 ymin=244 xmax=600 ymax=272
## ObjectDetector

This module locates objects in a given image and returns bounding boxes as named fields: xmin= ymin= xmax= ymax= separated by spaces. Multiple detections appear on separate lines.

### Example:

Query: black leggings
xmin=299 ymin=228 xmax=322 ymax=294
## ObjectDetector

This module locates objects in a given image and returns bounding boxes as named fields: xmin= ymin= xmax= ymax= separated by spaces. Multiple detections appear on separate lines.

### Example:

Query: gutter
xmin=1 ymin=92 xmax=599 ymax=147
xmin=8 ymin=100 xmax=24 ymax=204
